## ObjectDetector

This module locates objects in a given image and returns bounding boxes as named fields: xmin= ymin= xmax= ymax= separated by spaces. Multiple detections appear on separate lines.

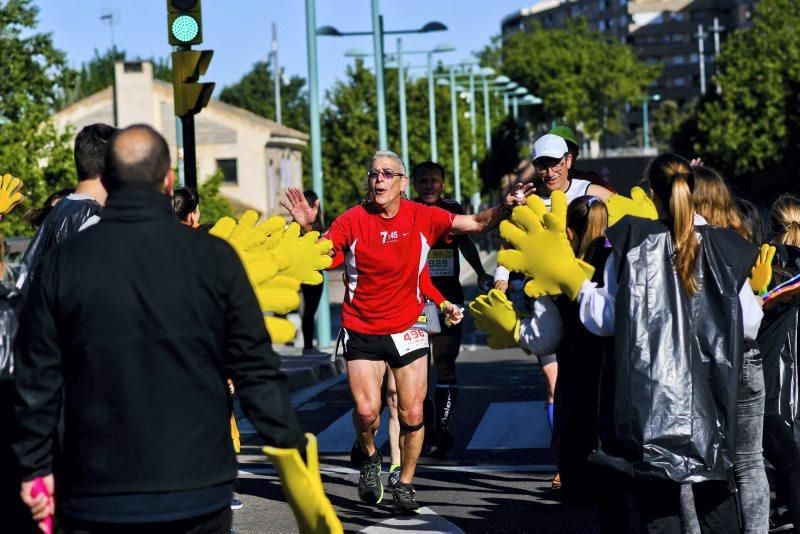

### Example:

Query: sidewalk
xmin=276 ymin=346 xmax=346 ymax=393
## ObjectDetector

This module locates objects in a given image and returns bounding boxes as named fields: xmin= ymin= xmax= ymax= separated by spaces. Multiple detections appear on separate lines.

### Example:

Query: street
xmin=232 ymin=347 xmax=602 ymax=534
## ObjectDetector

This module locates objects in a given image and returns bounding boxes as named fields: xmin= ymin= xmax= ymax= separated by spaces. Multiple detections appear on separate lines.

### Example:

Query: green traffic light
xmin=171 ymin=14 xmax=199 ymax=42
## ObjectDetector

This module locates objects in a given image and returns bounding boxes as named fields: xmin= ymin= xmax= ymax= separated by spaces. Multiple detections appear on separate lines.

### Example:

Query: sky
xmin=34 ymin=0 xmax=539 ymax=99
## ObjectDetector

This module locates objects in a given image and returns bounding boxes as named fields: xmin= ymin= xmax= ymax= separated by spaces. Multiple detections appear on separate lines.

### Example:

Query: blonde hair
xmin=567 ymin=196 xmax=608 ymax=260
xmin=692 ymin=166 xmax=749 ymax=240
xmin=647 ymin=154 xmax=699 ymax=295
xmin=771 ymin=194 xmax=800 ymax=247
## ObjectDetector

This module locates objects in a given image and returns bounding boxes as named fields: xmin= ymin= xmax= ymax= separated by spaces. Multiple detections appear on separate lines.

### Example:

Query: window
xmin=598 ymin=20 xmax=606 ymax=30
xmin=670 ymin=11 xmax=686 ymax=22
xmin=598 ymin=0 xmax=606 ymax=12
xmin=672 ymin=33 xmax=685 ymax=43
xmin=217 ymin=158 xmax=238 ymax=184
xmin=672 ymin=55 xmax=686 ymax=65
xmin=689 ymin=53 xmax=699 ymax=63
xmin=673 ymin=77 xmax=687 ymax=87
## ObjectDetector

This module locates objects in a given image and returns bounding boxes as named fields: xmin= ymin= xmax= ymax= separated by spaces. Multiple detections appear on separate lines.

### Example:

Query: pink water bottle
xmin=30 ymin=477 xmax=53 ymax=534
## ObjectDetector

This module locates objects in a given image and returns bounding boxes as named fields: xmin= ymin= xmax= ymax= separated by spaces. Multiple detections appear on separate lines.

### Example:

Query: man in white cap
xmin=492 ymin=133 xmax=612 ymax=490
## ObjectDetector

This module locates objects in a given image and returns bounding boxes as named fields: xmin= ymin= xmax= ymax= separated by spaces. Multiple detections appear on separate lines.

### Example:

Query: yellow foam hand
xmin=606 ymin=186 xmax=658 ymax=227
xmin=749 ymin=243 xmax=776 ymax=296
xmin=230 ymin=414 xmax=241 ymax=454
xmin=468 ymin=289 xmax=520 ymax=349
xmin=263 ymin=434 xmax=343 ymax=534
xmin=265 ymin=316 xmax=296 ymax=344
xmin=256 ymin=277 xmax=302 ymax=315
xmin=498 ymin=191 xmax=592 ymax=300
xmin=271 ymin=223 xmax=333 ymax=285
xmin=0 ymin=174 xmax=24 ymax=216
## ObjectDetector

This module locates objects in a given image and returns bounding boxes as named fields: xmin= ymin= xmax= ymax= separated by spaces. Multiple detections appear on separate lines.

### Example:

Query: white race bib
xmin=428 ymin=249 xmax=454 ymax=277
xmin=390 ymin=328 xmax=428 ymax=356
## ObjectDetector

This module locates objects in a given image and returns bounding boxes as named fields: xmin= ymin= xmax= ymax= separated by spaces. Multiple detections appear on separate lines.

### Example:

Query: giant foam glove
xmin=263 ymin=433 xmax=343 ymax=534
xmin=271 ymin=223 xmax=333 ymax=285
xmin=230 ymin=414 xmax=241 ymax=454
xmin=0 ymin=174 xmax=24 ymax=216
xmin=469 ymin=289 xmax=521 ymax=349
xmin=498 ymin=190 xmax=593 ymax=300
xmin=256 ymin=276 xmax=302 ymax=315
xmin=265 ymin=316 xmax=296 ymax=344
xmin=605 ymin=186 xmax=658 ymax=227
xmin=749 ymin=243 xmax=776 ymax=296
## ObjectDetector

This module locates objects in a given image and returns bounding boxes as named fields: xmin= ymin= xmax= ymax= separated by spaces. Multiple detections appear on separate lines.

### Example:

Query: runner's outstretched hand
xmin=281 ymin=187 xmax=319 ymax=232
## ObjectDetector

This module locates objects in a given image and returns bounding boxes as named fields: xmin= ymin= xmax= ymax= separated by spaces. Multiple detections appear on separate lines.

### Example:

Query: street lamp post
xmin=304 ymin=0 xmax=331 ymax=348
xmin=449 ymin=68 xmax=461 ymax=203
xmin=642 ymin=93 xmax=662 ymax=150
xmin=318 ymin=15 xmax=447 ymax=152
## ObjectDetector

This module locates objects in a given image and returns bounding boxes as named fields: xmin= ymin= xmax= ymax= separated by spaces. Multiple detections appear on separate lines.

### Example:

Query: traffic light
xmin=172 ymin=50 xmax=215 ymax=116
xmin=167 ymin=0 xmax=203 ymax=46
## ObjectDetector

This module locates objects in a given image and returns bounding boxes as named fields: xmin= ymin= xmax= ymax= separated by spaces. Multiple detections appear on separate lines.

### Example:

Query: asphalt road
xmin=232 ymin=347 xmax=607 ymax=533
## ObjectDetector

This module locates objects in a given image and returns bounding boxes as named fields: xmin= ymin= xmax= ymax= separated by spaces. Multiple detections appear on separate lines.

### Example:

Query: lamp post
xmin=481 ymin=68 xmax=496 ymax=151
xmin=437 ymin=73 xmax=467 ymax=204
xmin=318 ymin=13 xmax=447 ymax=151
xmin=642 ymin=93 xmax=662 ymax=150
xmin=304 ymin=0 xmax=330 ymax=347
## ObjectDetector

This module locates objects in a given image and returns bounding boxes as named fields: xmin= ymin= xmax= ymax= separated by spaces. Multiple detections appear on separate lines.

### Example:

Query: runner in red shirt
xmin=283 ymin=150 xmax=527 ymax=515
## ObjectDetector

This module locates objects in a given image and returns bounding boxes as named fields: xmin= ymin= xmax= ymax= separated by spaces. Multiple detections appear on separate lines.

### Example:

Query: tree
xmin=0 ymin=0 xmax=76 ymax=237
xmin=198 ymin=170 xmax=234 ymax=224
xmin=694 ymin=0 xmax=800 ymax=200
xmin=219 ymin=60 xmax=309 ymax=134
xmin=481 ymin=19 xmax=660 ymax=142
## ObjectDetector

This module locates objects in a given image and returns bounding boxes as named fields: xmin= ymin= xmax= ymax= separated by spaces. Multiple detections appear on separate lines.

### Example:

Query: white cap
xmin=531 ymin=134 xmax=568 ymax=161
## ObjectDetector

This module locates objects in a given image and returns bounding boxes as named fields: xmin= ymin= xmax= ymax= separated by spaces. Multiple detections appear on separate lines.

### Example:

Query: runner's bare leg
xmin=348 ymin=359 xmax=386 ymax=456
xmin=392 ymin=355 xmax=429 ymax=484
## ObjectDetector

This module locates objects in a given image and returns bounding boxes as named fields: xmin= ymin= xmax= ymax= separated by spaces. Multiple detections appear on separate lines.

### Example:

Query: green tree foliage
xmin=479 ymin=117 xmax=528 ymax=195
xmin=65 ymin=48 xmax=172 ymax=106
xmin=651 ymin=99 xmax=696 ymax=151
xmin=695 ymin=0 xmax=800 ymax=199
xmin=0 ymin=0 xmax=76 ymax=237
xmin=219 ymin=60 xmax=309 ymax=133
xmin=481 ymin=19 xmax=660 ymax=140
xmin=320 ymin=60 xmax=476 ymax=220
xmin=197 ymin=170 xmax=234 ymax=224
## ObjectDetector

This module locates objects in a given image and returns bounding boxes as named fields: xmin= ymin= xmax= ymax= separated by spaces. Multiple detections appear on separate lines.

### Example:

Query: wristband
xmin=439 ymin=300 xmax=452 ymax=313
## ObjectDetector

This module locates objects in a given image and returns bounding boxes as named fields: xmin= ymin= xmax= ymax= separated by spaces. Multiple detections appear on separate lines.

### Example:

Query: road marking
xmin=360 ymin=507 xmax=465 ymax=534
xmin=297 ymin=401 xmax=326 ymax=412
xmin=238 ymin=463 xmax=556 ymax=477
xmin=315 ymin=407 xmax=390 ymax=452
xmin=467 ymin=401 xmax=551 ymax=450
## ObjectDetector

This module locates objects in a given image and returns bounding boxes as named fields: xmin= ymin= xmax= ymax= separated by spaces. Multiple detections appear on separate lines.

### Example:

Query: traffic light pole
xmin=181 ymin=114 xmax=197 ymax=189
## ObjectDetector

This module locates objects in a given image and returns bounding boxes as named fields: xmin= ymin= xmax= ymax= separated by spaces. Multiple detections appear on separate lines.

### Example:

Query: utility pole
xmin=710 ymin=17 xmax=724 ymax=94
xmin=271 ymin=22 xmax=282 ymax=124
xmin=696 ymin=24 xmax=707 ymax=96
xmin=371 ymin=1 xmax=388 ymax=150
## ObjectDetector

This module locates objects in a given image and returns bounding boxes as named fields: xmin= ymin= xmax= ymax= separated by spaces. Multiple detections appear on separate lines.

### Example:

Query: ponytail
xmin=567 ymin=195 xmax=609 ymax=260
xmin=669 ymin=175 xmax=699 ymax=295
xmin=770 ymin=193 xmax=800 ymax=247
xmin=647 ymin=153 xmax=699 ymax=296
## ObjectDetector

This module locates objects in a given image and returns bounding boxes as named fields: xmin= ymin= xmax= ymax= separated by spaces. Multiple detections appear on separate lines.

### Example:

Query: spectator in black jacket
xmin=15 ymin=123 xmax=116 ymax=294
xmin=13 ymin=124 xmax=305 ymax=533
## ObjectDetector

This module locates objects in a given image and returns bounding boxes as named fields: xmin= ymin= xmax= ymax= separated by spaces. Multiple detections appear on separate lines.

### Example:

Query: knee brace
xmin=399 ymin=418 xmax=425 ymax=432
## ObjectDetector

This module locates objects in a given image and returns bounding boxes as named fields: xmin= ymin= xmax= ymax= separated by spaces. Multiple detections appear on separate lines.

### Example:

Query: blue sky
xmin=35 ymin=0 xmax=538 ymax=100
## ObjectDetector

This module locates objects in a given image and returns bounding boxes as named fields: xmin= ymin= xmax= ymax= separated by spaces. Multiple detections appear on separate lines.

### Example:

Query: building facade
xmin=501 ymin=0 xmax=758 ymax=103
xmin=52 ymin=61 xmax=308 ymax=215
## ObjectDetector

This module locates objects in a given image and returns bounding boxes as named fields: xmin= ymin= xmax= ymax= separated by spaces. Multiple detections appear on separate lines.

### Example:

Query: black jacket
xmin=13 ymin=188 xmax=304 ymax=496
xmin=15 ymin=195 xmax=101 ymax=295
xmin=0 ymin=283 xmax=19 ymax=380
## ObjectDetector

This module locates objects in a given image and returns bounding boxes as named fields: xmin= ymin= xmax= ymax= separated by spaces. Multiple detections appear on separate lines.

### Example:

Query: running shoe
xmin=392 ymin=482 xmax=420 ymax=515
xmin=388 ymin=464 xmax=401 ymax=488
xmin=428 ymin=429 xmax=455 ymax=459
xmin=551 ymin=473 xmax=561 ymax=490
xmin=358 ymin=449 xmax=383 ymax=504
xmin=230 ymin=497 xmax=243 ymax=510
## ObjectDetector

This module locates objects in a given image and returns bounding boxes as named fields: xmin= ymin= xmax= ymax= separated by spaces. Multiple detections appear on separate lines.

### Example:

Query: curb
xmin=283 ymin=355 xmax=347 ymax=392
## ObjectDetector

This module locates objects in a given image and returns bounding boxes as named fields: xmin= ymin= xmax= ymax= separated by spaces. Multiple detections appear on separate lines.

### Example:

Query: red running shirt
xmin=325 ymin=200 xmax=455 ymax=335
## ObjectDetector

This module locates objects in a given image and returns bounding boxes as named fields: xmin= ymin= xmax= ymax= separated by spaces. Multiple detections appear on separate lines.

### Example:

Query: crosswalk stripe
xmin=467 ymin=401 xmax=551 ymax=450
xmin=359 ymin=507 xmax=465 ymax=533
xmin=316 ymin=407 xmax=390 ymax=452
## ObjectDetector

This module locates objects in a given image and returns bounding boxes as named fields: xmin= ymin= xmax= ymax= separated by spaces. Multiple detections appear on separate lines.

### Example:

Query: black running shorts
xmin=342 ymin=327 xmax=429 ymax=369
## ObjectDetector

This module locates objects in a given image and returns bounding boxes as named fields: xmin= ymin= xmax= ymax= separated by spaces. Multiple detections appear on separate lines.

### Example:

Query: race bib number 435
xmin=390 ymin=328 xmax=428 ymax=356
xmin=427 ymin=249 xmax=454 ymax=277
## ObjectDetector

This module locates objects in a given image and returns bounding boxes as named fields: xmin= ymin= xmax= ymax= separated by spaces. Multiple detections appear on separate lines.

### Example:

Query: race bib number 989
xmin=390 ymin=328 xmax=428 ymax=356
xmin=427 ymin=249 xmax=454 ymax=277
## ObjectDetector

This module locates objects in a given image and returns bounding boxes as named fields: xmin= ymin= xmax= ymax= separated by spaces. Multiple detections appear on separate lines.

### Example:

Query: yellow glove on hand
xmin=605 ymin=186 xmax=658 ymax=227
xmin=265 ymin=316 xmax=297 ymax=344
xmin=749 ymin=243 xmax=776 ymax=296
xmin=271 ymin=223 xmax=333 ymax=285
xmin=498 ymin=191 xmax=592 ymax=300
xmin=263 ymin=433 xmax=343 ymax=534
xmin=0 ymin=174 xmax=24 ymax=216
xmin=468 ymin=289 xmax=521 ymax=349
